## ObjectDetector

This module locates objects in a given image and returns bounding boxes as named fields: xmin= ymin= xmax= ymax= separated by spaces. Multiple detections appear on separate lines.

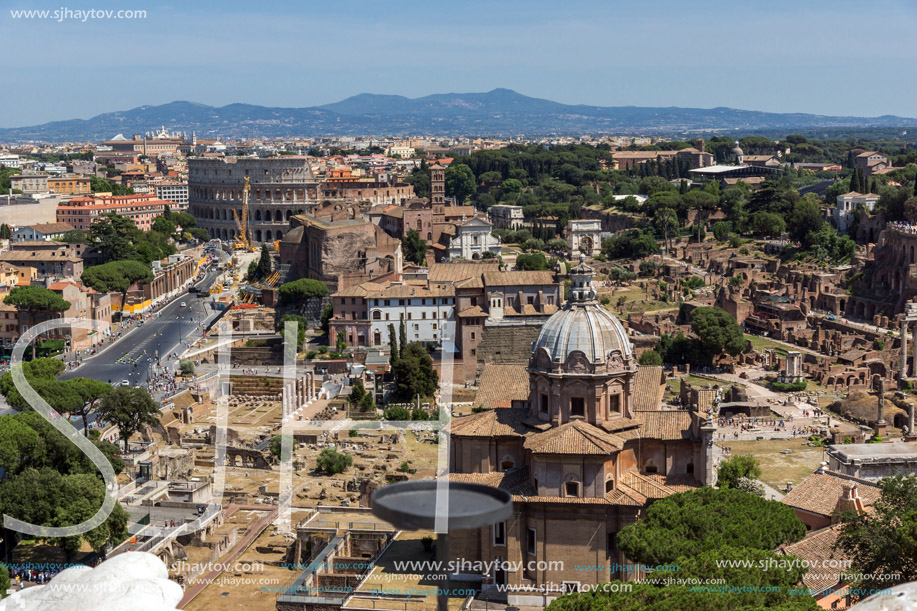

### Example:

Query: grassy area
xmin=744 ymin=334 xmax=790 ymax=355
xmin=719 ymin=439 xmax=825 ymax=490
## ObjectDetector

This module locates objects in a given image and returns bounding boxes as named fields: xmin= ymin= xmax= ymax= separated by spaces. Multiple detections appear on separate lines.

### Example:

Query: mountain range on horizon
xmin=2 ymin=88 xmax=915 ymax=142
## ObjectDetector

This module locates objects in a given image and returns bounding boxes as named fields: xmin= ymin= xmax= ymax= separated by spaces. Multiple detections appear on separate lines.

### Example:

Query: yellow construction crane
xmin=231 ymin=176 xmax=251 ymax=250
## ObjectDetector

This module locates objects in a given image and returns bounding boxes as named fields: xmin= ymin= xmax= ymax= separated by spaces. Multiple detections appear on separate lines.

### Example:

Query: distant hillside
xmin=2 ymin=88 xmax=915 ymax=141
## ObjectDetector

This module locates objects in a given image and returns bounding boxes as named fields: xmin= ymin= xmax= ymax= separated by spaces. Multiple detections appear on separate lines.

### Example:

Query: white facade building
xmin=834 ymin=191 xmax=879 ymax=232
xmin=0 ymin=155 xmax=21 ymax=169
xmin=155 ymin=183 xmax=190 ymax=211
xmin=489 ymin=205 xmax=524 ymax=230
xmin=447 ymin=217 xmax=502 ymax=261
xmin=368 ymin=283 xmax=456 ymax=346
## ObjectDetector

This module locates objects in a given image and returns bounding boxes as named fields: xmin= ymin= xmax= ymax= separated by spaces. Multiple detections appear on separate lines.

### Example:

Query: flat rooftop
xmin=828 ymin=443 xmax=917 ymax=461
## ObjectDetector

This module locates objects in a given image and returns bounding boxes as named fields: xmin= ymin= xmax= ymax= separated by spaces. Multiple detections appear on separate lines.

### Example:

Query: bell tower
xmin=430 ymin=164 xmax=445 ymax=206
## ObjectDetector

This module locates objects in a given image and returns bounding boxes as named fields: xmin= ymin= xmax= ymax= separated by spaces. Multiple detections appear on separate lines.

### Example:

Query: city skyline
xmin=1 ymin=0 xmax=916 ymax=126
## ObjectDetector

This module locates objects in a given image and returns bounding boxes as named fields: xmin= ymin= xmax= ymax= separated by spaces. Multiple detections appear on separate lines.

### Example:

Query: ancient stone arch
xmin=226 ymin=446 xmax=271 ymax=469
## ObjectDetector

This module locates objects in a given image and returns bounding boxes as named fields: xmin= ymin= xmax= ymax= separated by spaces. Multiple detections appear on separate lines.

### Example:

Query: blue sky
xmin=1 ymin=0 xmax=915 ymax=127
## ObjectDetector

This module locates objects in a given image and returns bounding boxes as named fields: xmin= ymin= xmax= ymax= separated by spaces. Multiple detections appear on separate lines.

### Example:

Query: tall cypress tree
xmin=388 ymin=323 xmax=398 ymax=366
xmin=399 ymin=320 xmax=407 ymax=359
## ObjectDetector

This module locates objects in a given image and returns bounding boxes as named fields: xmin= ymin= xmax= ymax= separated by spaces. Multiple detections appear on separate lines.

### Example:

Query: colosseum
xmin=188 ymin=156 xmax=323 ymax=243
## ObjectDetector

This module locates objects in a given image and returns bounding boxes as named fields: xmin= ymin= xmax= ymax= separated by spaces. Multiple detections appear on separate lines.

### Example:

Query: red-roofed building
xmin=56 ymin=193 xmax=168 ymax=231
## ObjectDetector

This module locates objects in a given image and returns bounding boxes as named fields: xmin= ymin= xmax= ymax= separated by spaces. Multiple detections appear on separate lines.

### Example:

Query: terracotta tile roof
xmin=453 ymin=276 xmax=484 ymax=289
xmin=457 ymin=305 xmax=487 ymax=318
xmin=504 ymin=304 xmax=559 ymax=316
xmin=450 ymin=406 xmax=530 ymax=438
xmin=482 ymin=271 xmax=556 ymax=287
xmin=474 ymin=364 xmax=530 ymax=410
xmin=523 ymin=420 xmax=625 ymax=455
xmin=428 ymin=262 xmax=498 ymax=283
xmin=25 ymin=222 xmax=75 ymax=234
xmin=631 ymin=366 xmax=665 ymax=412
xmin=780 ymin=526 xmax=847 ymax=594
xmin=781 ymin=471 xmax=881 ymax=518
xmin=635 ymin=410 xmax=696 ymax=441
xmin=619 ymin=472 xmax=699 ymax=499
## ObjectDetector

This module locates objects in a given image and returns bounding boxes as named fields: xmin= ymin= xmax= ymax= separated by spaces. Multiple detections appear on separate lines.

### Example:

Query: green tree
xmin=515 ymin=253 xmax=550 ymax=271
xmin=445 ymin=164 xmax=476 ymax=204
xmin=749 ymin=211 xmax=787 ymax=238
xmin=3 ymin=286 xmax=71 ymax=339
xmin=717 ymin=454 xmax=762 ymax=489
xmin=179 ymin=360 xmax=195 ymax=375
xmin=391 ymin=343 xmax=438 ymax=402
xmin=399 ymin=320 xmax=407 ymax=358
xmin=255 ymin=245 xmax=272 ymax=279
xmin=85 ymin=213 xmax=140 ymax=263
xmin=0 ymin=224 xmax=10 ymax=240
xmin=64 ymin=377 xmax=112 ymax=437
xmin=383 ymin=405 xmax=411 ymax=421
xmin=320 ymin=305 xmax=333 ymax=336
xmin=278 ymin=278 xmax=329 ymax=305
xmin=279 ymin=314 xmax=307 ymax=348
xmin=388 ymin=323 xmax=398 ymax=366
xmin=268 ymin=434 xmax=283 ymax=458
xmin=349 ymin=379 xmax=366 ymax=405
xmin=788 ymin=198 xmax=826 ymax=247
xmin=689 ymin=306 xmax=747 ymax=357
xmin=712 ymin=221 xmax=731 ymax=242
xmin=402 ymin=229 xmax=428 ymax=265
xmin=60 ymin=229 xmax=86 ymax=243
xmin=315 ymin=447 xmax=352 ymax=474
xmin=95 ymin=386 xmax=161 ymax=452
xmin=639 ymin=259 xmax=657 ymax=277
xmin=836 ymin=474 xmax=917 ymax=597
xmin=618 ymin=487 xmax=806 ymax=566
xmin=638 ymin=350 xmax=663 ymax=366
xmin=81 ymin=260 xmax=153 ymax=314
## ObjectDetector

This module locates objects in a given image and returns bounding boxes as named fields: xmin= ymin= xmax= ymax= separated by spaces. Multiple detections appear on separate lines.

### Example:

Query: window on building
xmin=609 ymin=394 xmax=621 ymax=414
xmin=372 ymin=311 xmax=381 ymax=320
xmin=527 ymin=295 xmax=534 ymax=305
xmin=547 ymin=296 xmax=554 ymax=305
xmin=565 ymin=481 xmax=581 ymax=497
xmin=645 ymin=461 xmax=658 ymax=474
xmin=471 ymin=332 xmax=476 ymax=340
xmin=493 ymin=522 xmax=506 ymax=546
xmin=385 ymin=313 xmax=390 ymax=320
xmin=605 ymin=478 xmax=614 ymax=493
xmin=384 ymin=300 xmax=390 ymax=306
xmin=407 ymin=313 xmax=412 ymax=320
xmin=527 ymin=528 xmax=536 ymax=555
xmin=571 ymin=397 xmax=585 ymax=418
xmin=422 ymin=312 xmax=426 ymax=319
xmin=540 ymin=393 xmax=548 ymax=414
xmin=686 ymin=462 xmax=694 ymax=474
xmin=470 ymin=349 xmax=476 ymax=356
xmin=432 ymin=323 xmax=437 ymax=330
xmin=501 ymin=460 xmax=515 ymax=471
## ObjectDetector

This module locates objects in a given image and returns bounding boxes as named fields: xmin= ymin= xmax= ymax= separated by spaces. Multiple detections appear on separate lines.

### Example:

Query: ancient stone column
xmin=902 ymin=320 xmax=909 ymax=385
xmin=875 ymin=376 xmax=888 ymax=437
xmin=912 ymin=323 xmax=917 ymax=378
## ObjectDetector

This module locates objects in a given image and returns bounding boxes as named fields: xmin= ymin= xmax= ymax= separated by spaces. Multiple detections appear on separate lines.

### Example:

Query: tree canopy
xmin=390 ymin=342 xmax=438 ymax=402
xmin=81 ymin=260 xmax=154 ymax=302
xmin=95 ymin=386 xmax=161 ymax=452
xmin=689 ymin=306 xmax=748 ymax=357
xmin=618 ymin=487 xmax=806 ymax=566
xmin=444 ymin=164 xmax=476 ymax=204
xmin=402 ymin=229 xmax=428 ymax=265
xmin=278 ymin=278 xmax=329 ymax=305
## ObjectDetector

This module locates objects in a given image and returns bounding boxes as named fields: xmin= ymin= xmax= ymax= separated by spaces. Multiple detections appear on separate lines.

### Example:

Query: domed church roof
xmin=531 ymin=255 xmax=633 ymax=369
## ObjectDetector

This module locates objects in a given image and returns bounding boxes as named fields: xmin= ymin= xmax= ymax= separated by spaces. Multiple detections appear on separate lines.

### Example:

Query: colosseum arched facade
xmin=188 ymin=156 xmax=323 ymax=243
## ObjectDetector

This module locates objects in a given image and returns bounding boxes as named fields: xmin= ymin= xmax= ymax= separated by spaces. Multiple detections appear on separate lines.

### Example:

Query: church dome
xmin=531 ymin=256 xmax=633 ymax=369
xmin=731 ymin=141 xmax=744 ymax=157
